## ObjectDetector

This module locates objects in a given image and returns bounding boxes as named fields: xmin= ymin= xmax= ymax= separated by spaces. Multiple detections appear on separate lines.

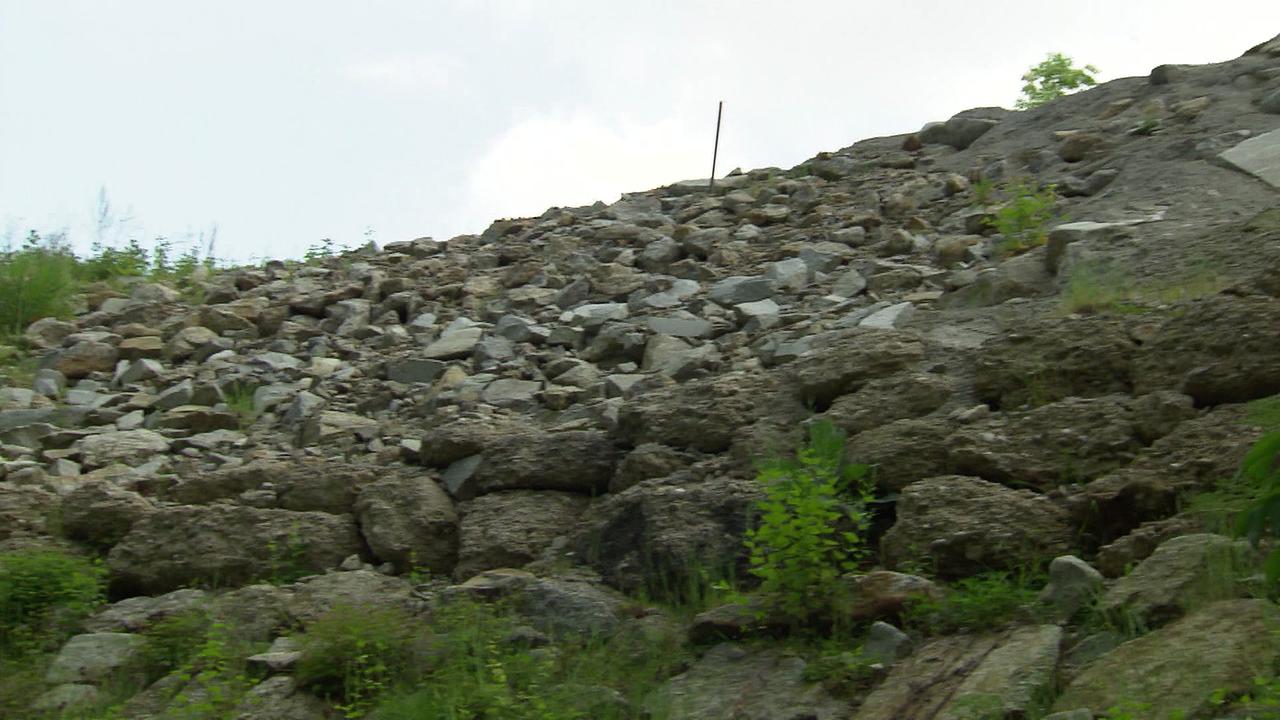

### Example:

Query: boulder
xmin=1053 ymin=599 xmax=1280 ymax=717
xmin=455 ymin=490 xmax=588 ymax=580
xmin=78 ymin=429 xmax=170 ymax=469
xmin=467 ymin=430 xmax=619 ymax=496
xmin=617 ymin=372 xmax=803 ymax=453
xmin=1099 ymin=533 xmax=1258 ymax=626
xmin=107 ymin=505 xmax=363 ymax=595
xmin=48 ymin=341 xmax=118 ymax=379
xmin=783 ymin=328 xmax=925 ymax=408
xmin=355 ymin=473 xmax=458 ymax=575
xmin=44 ymin=632 xmax=145 ymax=684
xmin=574 ymin=474 xmax=762 ymax=595
xmin=59 ymin=483 xmax=154 ymax=548
xmin=973 ymin=316 xmax=1135 ymax=408
xmin=1134 ymin=296 xmax=1280 ymax=405
xmin=881 ymin=476 xmax=1073 ymax=578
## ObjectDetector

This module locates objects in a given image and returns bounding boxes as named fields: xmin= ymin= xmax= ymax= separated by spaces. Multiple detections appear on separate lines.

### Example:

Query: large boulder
xmin=973 ymin=316 xmax=1135 ymax=409
xmin=47 ymin=341 xmax=119 ymax=379
xmin=616 ymin=372 xmax=804 ymax=453
xmin=947 ymin=394 xmax=1192 ymax=491
xmin=881 ymin=476 xmax=1073 ymax=578
xmin=782 ymin=328 xmax=925 ymax=409
xmin=165 ymin=460 xmax=374 ymax=514
xmin=1054 ymin=599 xmax=1280 ymax=717
xmin=286 ymin=570 xmax=426 ymax=626
xmin=355 ymin=473 xmax=458 ymax=575
xmin=78 ymin=429 xmax=170 ymax=469
xmin=1099 ymin=533 xmax=1258 ymax=627
xmin=455 ymin=490 xmax=589 ymax=580
xmin=468 ymin=430 xmax=620 ymax=496
xmin=1134 ymin=296 xmax=1280 ymax=405
xmin=822 ymin=372 xmax=955 ymax=435
xmin=843 ymin=418 xmax=954 ymax=492
xmin=59 ymin=483 xmax=155 ymax=548
xmin=107 ymin=506 xmax=364 ymax=595
xmin=443 ymin=569 xmax=627 ymax=640
xmin=574 ymin=474 xmax=762 ymax=595
xmin=854 ymin=625 xmax=1061 ymax=720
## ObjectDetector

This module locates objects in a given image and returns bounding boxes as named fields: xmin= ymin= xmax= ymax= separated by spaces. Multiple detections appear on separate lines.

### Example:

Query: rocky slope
xmin=4 ymin=34 xmax=1280 ymax=719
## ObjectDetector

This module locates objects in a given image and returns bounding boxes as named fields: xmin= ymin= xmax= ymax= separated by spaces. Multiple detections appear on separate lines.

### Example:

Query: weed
xmin=971 ymin=177 xmax=996 ymax=206
xmin=1233 ymin=431 xmax=1280 ymax=585
xmin=801 ymin=646 xmax=882 ymax=697
xmin=987 ymin=179 xmax=1057 ymax=257
xmin=903 ymin=571 xmax=1044 ymax=635
xmin=0 ymin=234 xmax=80 ymax=335
xmin=0 ymin=550 xmax=106 ymax=655
xmin=221 ymin=383 xmax=258 ymax=430
xmin=743 ymin=420 xmax=876 ymax=621
xmin=164 ymin=620 xmax=258 ymax=719
xmin=264 ymin=525 xmax=311 ymax=585
xmin=296 ymin=604 xmax=420 ymax=717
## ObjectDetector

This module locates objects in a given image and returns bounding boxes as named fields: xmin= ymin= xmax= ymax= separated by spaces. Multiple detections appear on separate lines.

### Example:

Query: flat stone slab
xmin=1219 ymin=129 xmax=1280 ymax=189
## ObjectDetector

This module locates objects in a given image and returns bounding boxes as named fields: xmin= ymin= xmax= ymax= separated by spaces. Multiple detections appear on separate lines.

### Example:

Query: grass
xmin=988 ymin=179 xmax=1058 ymax=257
xmin=1061 ymin=259 xmax=1234 ymax=315
xmin=902 ymin=571 xmax=1046 ymax=636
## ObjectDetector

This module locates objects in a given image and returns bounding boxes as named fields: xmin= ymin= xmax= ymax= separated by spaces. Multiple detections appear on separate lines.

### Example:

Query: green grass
xmin=1061 ymin=259 xmax=1234 ymax=315
xmin=903 ymin=571 xmax=1045 ymax=636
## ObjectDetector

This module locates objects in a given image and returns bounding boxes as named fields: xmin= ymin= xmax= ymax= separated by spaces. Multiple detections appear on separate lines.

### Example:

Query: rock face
xmin=6 ymin=35 xmax=1280 ymax=720
xmin=881 ymin=476 xmax=1074 ymax=577
xmin=1054 ymin=599 xmax=1280 ymax=717
xmin=107 ymin=506 xmax=364 ymax=595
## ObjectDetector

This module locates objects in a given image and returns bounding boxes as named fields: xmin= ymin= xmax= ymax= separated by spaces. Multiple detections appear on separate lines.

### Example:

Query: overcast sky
xmin=2 ymin=1 xmax=1277 ymax=262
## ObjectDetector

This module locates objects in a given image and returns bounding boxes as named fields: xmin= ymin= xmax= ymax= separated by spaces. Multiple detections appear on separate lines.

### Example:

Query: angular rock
xmin=107 ymin=505 xmax=363 ymax=595
xmin=355 ymin=473 xmax=458 ymax=575
xmin=78 ymin=429 xmax=170 ymax=469
xmin=455 ymin=490 xmax=588 ymax=579
xmin=1054 ymin=599 xmax=1280 ymax=717
xmin=60 ymin=483 xmax=154 ymax=548
xmin=1099 ymin=533 xmax=1257 ymax=626
xmin=1219 ymin=127 xmax=1280 ymax=189
xmin=708 ymin=276 xmax=776 ymax=306
xmin=918 ymin=114 xmax=999 ymax=150
xmin=470 ymin=430 xmax=618 ymax=495
xmin=882 ymin=475 xmax=1073 ymax=578
xmin=45 ymin=632 xmax=145 ymax=684
xmin=48 ymin=341 xmax=118 ymax=379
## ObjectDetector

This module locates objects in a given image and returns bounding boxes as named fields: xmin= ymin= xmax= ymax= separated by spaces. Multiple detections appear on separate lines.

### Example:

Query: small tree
xmin=744 ymin=420 xmax=876 ymax=620
xmin=1017 ymin=53 xmax=1098 ymax=110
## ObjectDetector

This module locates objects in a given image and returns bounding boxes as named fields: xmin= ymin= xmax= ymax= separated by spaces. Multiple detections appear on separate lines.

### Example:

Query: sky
xmin=2 ymin=1 xmax=1278 ymax=262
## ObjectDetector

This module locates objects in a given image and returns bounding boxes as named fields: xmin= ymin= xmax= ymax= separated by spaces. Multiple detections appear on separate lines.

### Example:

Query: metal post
xmin=709 ymin=100 xmax=723 ymax=188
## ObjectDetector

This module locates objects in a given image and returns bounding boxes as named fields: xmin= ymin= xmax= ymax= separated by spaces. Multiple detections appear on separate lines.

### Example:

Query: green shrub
xmin=743 ymin=420 xmax=876 ymax=620
xmin=988 ymin=179 xmax=1057 ymax=256
xmin=0 ymin=237 xmax=80 ymax=335
xmin=1016 ymin=53 xmax=1098 ymax=110
xmin=133 ymin=609 xmax=214 ymax=684
xmin=0 ymin=550 xmax=106 ymax=654
xmin=903 ymin=571 xmax=1042 ymax=635
xmin=1234 ymin=431 xmax=1280 ymax=584
xmin=296 ymin=604 xmax=421 ymax=717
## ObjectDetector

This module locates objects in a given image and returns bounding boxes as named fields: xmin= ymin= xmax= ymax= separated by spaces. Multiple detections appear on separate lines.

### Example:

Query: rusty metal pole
xmin=709 ymin=100 xmax=723 ymax=188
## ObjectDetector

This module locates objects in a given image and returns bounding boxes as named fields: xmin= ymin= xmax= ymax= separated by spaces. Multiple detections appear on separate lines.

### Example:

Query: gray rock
xmin=919 ymin=114 xmax=999 ymax=150
xmin=45 ymin=632 xmax=145 ymax=684
xmin=568 ymin=302 xmax=630 ymax=329
xmin=60 ymin=483 xmax=154 ymax=548
xmin=708 ymin=276 xmax=776 ymax=306
xmin=882 ymin=476 xmax=1073 ymax=578
xmin=859 ymin=301 xmax=915 ymax=329
xmin=1261 ymin=87 xmax=1280 ymax=114
xmin=79 ymin=429 xmax=169 ymax=469
xmin=830 ymin=269 xmax=868 ymax=298
xmin=33 ymin=368 xmax=67 ymax=397
xmin=48 ymin=341 xmax=118 ymax=379
xmin=646 ymin=316 xmax=714 ymax=339
xmin=355 ymin=474 xmax=458 ymax=575
xmin=84 ymin=588 xmax=211 ymax=633
xmin=107 ymin=505 xmax=364 ymax=595
xmin=32 ymin=684 xmax=101 ymax=713
xmin=1045 ymin=222 xmax=1134 ymax=274
xmin=25 ymin=317 xmax=77 ymax=349
xmin=480 ymin=378 xmax=543 ymax=409
xmin=1054 ymin=599 xmax=1280 ymax=718
xmin=387 ymin=358 xmax=446 ymax=384
xmin=455 ymin=490 xmax=588 ymax=580
xmin=862 ymin=621 xmax=912 ymax=664
xmin=1100 ymin=533 xmax=1257 ymax=626
xmin=152 ymin=379 xmax=194 ymax=412
xmin=765 ymin=258 xmax=811 ymax=291
xmin=1219 ymin=127 xmax=1280 ymax=190
xmin=165 ymin=326 xmax=219 ymax=361
xmin=733 ymin=298 xmax=780 ymax=327
xmin=422 ymin=326 xmax=484 ymax=360
xmin=1039 ymin=555 xmax=1104 ymax=618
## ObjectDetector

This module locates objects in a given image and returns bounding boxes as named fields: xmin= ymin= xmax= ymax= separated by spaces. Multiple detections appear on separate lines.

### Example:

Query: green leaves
xmin=1234 ymin=431 xmax=1280 ymax=584
xmin=744 ymin=420 xmax=875 ymax=620
xmin=1017 ymin=53 xmax=1098 ymax=110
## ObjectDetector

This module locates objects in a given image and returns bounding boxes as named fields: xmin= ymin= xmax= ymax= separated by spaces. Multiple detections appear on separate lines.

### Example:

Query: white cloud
xmin=341 ymin=55 xmax=458 ymax=92
xmin=451 ymin=109 xmax=710 ymax=234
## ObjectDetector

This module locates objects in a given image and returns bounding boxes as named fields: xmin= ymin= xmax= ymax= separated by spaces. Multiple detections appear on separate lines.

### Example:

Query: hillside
xmin=2 ymin=34 xmax=1280 ymax=720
